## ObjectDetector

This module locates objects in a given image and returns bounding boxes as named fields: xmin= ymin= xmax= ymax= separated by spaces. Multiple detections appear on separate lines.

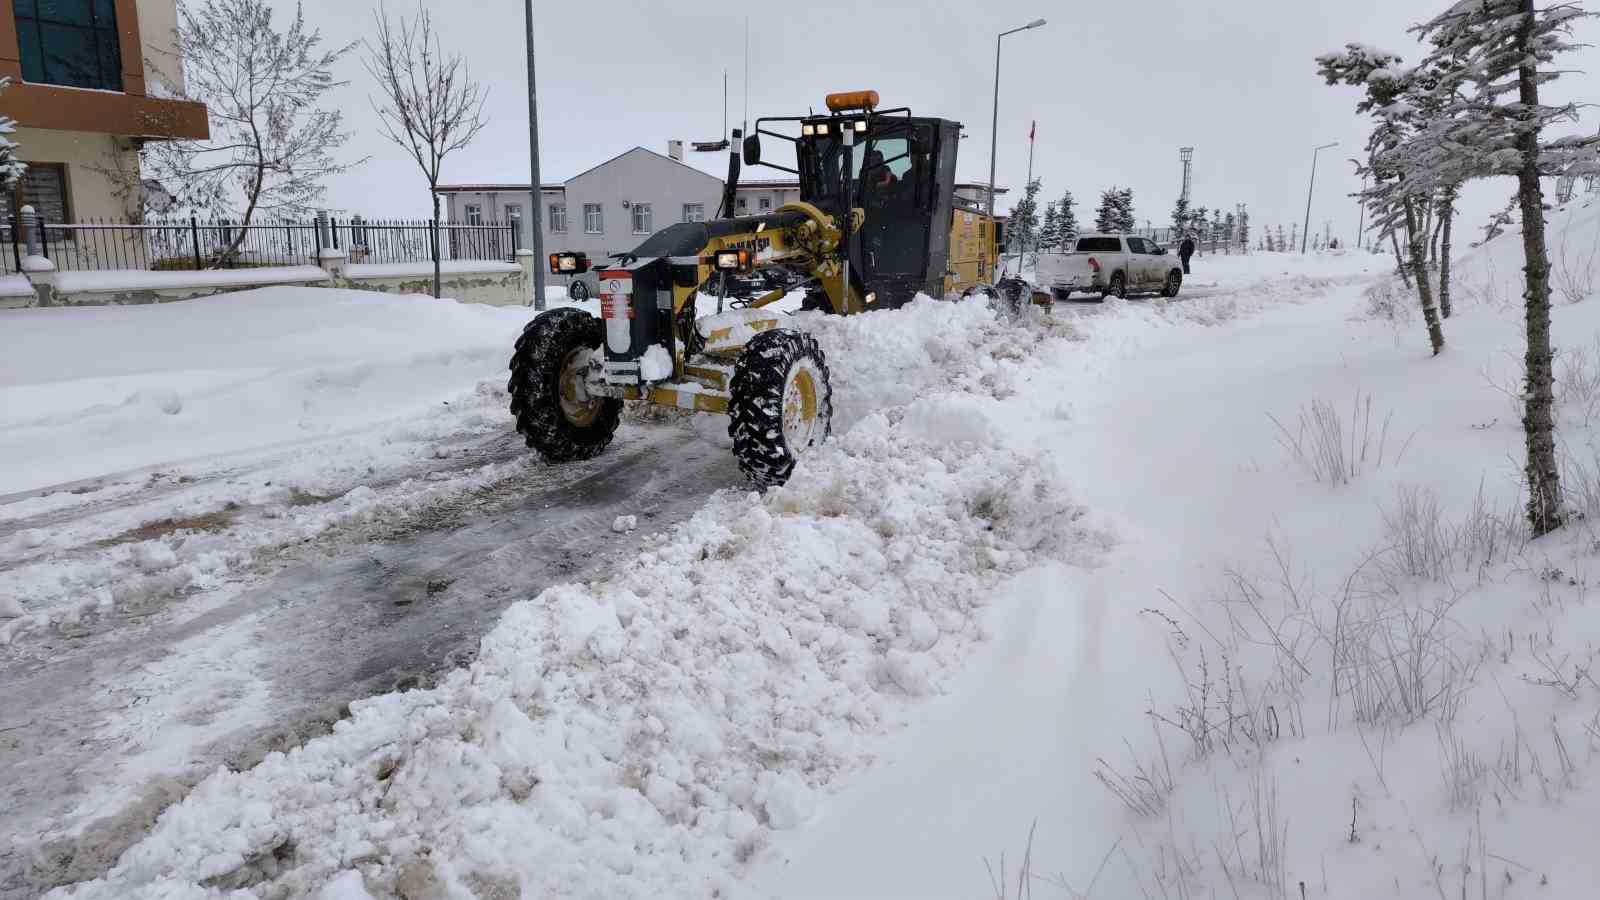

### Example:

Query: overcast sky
xmin=271 ymin=0 xmax=1600 ymax=246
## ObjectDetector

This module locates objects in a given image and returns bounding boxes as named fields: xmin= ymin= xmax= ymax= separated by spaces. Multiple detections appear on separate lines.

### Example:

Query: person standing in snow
xmin=1179 ymin=234 xmax=1196 ymax=274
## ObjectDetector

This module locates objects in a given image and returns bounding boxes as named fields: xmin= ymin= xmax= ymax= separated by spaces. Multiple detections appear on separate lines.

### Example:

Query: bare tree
xmin=142 ymin=0 xmax=356 ymax=264
xmin=364 ymin=5 xmax=489 ymax=298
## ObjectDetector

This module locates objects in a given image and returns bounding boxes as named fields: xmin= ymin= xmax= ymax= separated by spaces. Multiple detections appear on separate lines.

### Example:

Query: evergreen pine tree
xmin=1170 ymin=196 xmax=1191 ymax=239
xmin=1006 ymin=177 xmax=1043 ymax=261
xmin=1410 ymin=0 xmax=1600 ymax=534
xmin=1038 ymin=202 xmax=1060 ymax=252
xmin=1116 ymin=188 xmax=1136 ymax=232
xmin=1057 ymin=189 xmax=1079 ymax=240
xmin=0 ymin=78 xmax=22 ymax=190
xmin=1094 ymin=187 xmax=1120 ymax=232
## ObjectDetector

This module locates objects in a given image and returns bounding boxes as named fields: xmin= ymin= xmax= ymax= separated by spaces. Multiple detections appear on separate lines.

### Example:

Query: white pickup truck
xmin=1035 ymin=234 xmax=1184 ymax=300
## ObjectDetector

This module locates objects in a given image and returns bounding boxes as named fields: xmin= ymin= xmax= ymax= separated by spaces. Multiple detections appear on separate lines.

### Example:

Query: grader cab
xmin=508 ymin=91 xmax=1004 ymax=486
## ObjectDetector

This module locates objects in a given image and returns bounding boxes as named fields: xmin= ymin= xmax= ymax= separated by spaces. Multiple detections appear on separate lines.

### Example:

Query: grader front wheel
xmin=728 ymin=329 xmax=834 ymax=487
xmin=507 ymin=308 xmax=622 ymax=461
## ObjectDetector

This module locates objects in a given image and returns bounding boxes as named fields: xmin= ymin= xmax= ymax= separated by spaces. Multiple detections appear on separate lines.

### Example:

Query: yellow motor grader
xmin=508 ymin=90 xmax=1017 ymax=485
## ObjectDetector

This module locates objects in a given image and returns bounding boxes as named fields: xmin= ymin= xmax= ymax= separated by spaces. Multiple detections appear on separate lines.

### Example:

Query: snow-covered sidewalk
xmin=759 ymin=203 xmax=1600 ymax=898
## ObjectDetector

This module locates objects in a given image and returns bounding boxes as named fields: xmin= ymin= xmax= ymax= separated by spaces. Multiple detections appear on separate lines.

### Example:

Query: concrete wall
xmin=136 ymin=0 xmax=184 ymax=93
xmin=16 ymin=255 xmax=534 ymax=308
xmin=15 ymin=128 xmax=142 ymax=221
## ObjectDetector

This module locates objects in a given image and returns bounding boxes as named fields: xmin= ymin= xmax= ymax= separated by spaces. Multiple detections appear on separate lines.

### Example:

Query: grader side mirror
xmin=742 ymin=133 xmax=761 ymax=167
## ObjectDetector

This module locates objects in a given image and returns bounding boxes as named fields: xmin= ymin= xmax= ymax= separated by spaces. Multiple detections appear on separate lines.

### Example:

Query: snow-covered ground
xmin=15 ymin=213 xmax=1600 ymax=900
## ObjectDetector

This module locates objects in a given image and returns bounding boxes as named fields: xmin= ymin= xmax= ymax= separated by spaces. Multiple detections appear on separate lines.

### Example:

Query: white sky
xmin=274 ymin=0 xmax=1600 ymax=245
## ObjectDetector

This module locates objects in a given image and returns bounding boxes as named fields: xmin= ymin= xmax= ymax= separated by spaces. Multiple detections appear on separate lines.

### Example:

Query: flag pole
xmin=1011 ymin=120 xmax=1035 ymax=276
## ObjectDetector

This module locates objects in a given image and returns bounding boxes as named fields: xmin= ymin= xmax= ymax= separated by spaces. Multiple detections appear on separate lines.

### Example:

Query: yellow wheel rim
xmin=782 ymin=362 xmax=821 ymax=450
xmin=558 ymin=348 xmax=601 ymax=427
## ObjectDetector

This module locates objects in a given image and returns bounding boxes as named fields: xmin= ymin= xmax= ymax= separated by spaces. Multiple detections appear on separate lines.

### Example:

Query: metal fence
xmin=5 ymin=215 xmax=517 ymax=274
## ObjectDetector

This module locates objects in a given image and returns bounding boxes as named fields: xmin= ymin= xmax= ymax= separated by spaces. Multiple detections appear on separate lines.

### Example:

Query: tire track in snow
xmin=0 ymin=426 xmax=740 ymax=900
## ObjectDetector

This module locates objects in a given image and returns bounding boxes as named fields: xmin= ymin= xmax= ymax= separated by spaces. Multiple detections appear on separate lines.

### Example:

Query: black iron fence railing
xmin=3 ymin=215 xmax=518 ymax=274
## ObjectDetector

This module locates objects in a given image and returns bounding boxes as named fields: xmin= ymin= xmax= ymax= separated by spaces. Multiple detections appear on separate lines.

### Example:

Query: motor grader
xmin=507 ymin=90 xmax=1012 ymax=486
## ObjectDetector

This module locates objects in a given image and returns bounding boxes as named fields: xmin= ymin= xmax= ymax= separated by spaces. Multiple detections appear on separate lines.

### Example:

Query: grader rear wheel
xmin=507 ymin=308 xmax=622 ymax=461
xmin=728 ymin=329 xmax=834 ymax=487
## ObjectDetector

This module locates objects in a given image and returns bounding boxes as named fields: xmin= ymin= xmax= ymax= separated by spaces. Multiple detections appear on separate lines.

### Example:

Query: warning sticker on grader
xmin=599 ymin=275 xmax=634 ymax=320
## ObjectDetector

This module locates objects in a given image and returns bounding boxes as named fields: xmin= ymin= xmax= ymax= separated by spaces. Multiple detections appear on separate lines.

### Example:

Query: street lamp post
xmin=986 ymin=18 xmax=1047 ymax=237
xmin=524 ymin=0 xmax=547 ymax=310
xmin=1349 ymin=159 xmax=1367 ymax=253
xmin=1301 ymin=141 xmax=1338 ymax=254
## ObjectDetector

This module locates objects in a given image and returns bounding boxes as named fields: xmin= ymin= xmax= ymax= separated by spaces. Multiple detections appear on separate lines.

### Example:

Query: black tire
xmin=1051 ymin=287 xmax=1072 ymax=301
xmin=1160 ymin=270 xmax=1183 ymax=298
xmin=727 ymin=329 xmax=833 ymax=487
xmin=568 ymin=279 xmax=590 ymax=302
xmin=1101 ymin=271 xmax=1127 ymax=300
xmin=507 ymin=308 xmax=622 ymax=461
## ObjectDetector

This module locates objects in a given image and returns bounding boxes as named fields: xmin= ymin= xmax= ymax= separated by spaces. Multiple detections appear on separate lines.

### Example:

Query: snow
xmin=754 ymin=220 xmax=1600 ymax=898
xmin=611 ymin=515 xmax=638 ymax=533
xmin=0 ymin=286 xmax=538 ymax=640
xmin=0 ymin=273 xmax=33 ymax=296
xmin=0 ymin=286 xmax=530 ymax=495
xmin=639 ymin=343 xmax=673 ymax=381
xmin=51 ymin=265 xmax=330 ymax=294
xmin=41 ymin=278 xmax=1104 ymax=899
xmin=343 ymin=260 xmax=520 ymax=279
xmin=21 ymin=253 xmax=54 ymax=273
xmin=36 ymin=223 xmax=1600 ymax=900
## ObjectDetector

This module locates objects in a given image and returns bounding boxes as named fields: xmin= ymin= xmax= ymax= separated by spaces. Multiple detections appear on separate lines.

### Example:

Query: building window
xmin=631 ymin=203 xmax=653 ymax=234
xmin=505 ymin=203 xmax=522 ymax=226
xmin=758 ymin=197 xmax=772 ymax=211
xmin=735 ymin=197 xmax=748 ymax=214
xmin=4 ymin=163 xmax=71 ymax=224
xmin=682 ymin=203 xmax=705 ymax=223
xmin=584 ymin=203 xmax=603 ymax=234
xmin=16 ymin=0 xmax=124 ymax=91
xmin=549 ymin=204 xmax=567 ymax=232
xmin=464 ymin=204 xmax=482 ymax=226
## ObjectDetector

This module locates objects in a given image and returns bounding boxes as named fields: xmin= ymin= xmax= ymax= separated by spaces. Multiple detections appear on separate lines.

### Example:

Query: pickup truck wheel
xmin=1102 ymin=272 xmax=1127 ymax=300
xmin=1160 ymin=270 xmax=1182 ymax=298
xmin=1051 ymin=287 xmax=1072 ymax=301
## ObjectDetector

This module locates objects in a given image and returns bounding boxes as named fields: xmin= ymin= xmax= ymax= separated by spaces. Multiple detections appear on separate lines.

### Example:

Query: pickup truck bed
xmin=1036 ymin=234 xmax=1184 ymax=300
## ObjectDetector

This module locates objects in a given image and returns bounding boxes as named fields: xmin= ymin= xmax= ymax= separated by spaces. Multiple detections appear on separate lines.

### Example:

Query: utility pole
xmin=742 ymin=18 xmax=749 ymax=134
xmin=523 ymin=0 xmax=547 ymax=310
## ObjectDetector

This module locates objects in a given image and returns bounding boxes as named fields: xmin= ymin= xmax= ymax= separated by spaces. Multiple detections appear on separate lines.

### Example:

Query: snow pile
xmin=798 ymin=295 xmax=1082 ymax=430
xmin=49 ymin=299 xmax=1104 ymax=899
xmin=0 ymin=286 xmax=534 ymax=495
xmin=996 ymin=205 xmax=1600 ymax=898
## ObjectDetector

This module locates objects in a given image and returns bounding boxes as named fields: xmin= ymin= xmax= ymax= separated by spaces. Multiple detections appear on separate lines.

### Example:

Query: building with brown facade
xmin=0 ymin=0 xmax=207 ymax=224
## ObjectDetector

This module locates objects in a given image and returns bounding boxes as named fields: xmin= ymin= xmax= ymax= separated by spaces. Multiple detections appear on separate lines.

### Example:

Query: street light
xmin=986 ymin=17 xmax=1047 ymax=234
xmin=1348 ymin=158 xmax=1366 ymax=252
xmin=1301 ymin=141 xmax=1338 ymax=254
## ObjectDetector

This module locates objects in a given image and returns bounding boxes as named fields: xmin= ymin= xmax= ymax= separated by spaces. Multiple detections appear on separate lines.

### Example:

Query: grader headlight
xmin=713 ymin=249 xmax=753 ymax=272
xmin=549 ymin=251 xmax=589 ymax=274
